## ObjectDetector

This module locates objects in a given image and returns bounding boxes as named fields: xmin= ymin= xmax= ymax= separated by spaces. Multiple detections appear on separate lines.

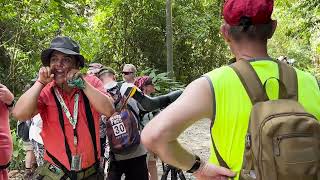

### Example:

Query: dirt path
xmin=157 ymin=118 xmax=211 ymax=180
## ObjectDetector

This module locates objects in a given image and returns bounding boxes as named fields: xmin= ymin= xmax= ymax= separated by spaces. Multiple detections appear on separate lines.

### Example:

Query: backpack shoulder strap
xmin=276 ymin=61 xmax=298 ymax=100
xmin=81 ymin=91 xmax=99 ymax=170
xmin=230 ymin=59 xmax=269 ymax=104
xmin=210 ymin=59 xmax=267 ymax=169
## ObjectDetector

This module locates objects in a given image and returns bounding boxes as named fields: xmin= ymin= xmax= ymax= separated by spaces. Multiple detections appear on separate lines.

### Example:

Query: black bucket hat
xmin=41 ymin=36 xmax=85 ymax=67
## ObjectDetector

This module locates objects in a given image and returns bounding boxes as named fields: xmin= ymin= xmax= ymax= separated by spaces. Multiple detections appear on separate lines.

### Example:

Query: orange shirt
xmin=0 ymin=102 xmax=12 ymax=180
xmin=38 ymin=75 xmax=105 ymax=170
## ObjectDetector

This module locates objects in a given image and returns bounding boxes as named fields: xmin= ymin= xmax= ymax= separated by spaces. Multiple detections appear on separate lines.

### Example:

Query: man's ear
xmin=268 ymin=20 xmax=277 ymax=39
xmin=220 ymin=24 xmax=231 ymax=43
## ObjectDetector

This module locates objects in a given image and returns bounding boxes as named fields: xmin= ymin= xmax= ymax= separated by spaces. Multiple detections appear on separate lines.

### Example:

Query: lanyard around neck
xmin=54 ymin=87 xmax=79 ymax=129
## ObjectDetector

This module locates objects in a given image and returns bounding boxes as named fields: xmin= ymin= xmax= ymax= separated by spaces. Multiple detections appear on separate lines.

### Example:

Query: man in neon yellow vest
xmin=141 ymin=0 xmax=320 ymax=179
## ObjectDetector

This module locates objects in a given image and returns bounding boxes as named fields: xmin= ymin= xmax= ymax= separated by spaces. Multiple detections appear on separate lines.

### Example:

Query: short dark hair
xmin=228 ymin=17 xmax=273 ymax=41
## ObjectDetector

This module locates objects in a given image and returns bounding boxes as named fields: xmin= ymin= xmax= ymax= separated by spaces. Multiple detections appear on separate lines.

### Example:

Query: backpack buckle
xmin=48 ymin=164 xmax=62 ymax=174
xmin=245 ymin=134 xmax=251 ymax=149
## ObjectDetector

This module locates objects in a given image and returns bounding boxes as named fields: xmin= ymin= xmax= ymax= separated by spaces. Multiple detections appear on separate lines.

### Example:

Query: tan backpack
xmin=212 ymin=59 xmax=320 ymax=180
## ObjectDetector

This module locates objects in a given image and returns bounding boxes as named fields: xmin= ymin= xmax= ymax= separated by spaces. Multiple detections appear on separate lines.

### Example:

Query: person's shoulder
xmin=84 ymin=74 xmax=101 ymax=83
xmin=120 ymin=82 xmax=133 ymax=88
xmin=295 ymin=68 xmax=317 ymax=82
xmin=204 ymin=65 xmax=233 ymax=82
xmin=185 ymin=77 xmax=213 ymax=97
xmin=206 ymin=65 xmax=232 ymax=75
xmin=84 ymin=74 xmax=103 ymax=87
xmin=104 ymin=81 xmax=118 ymax=90
xmin=294 ymin=68 xmax=320 ymax=90
xmin=119 ymin=82 xmax=136 ymax=95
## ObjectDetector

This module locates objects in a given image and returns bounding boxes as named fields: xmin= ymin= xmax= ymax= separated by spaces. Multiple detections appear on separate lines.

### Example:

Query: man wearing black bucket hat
xmin=13 ymin=36 xmax=115 ymax=180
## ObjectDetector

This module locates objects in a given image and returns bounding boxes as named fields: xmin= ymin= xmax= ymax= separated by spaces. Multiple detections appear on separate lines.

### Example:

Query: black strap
xmin=51 ymin=88 xmax=77 ymax=180
xmin=127 ymin=104 xmax=142 ymax=130
xmin=51 ymin=88 xmax=99 ymax=179
xmin=0 ymin=162 xmax=10 ymax=170
xmin=47 ymin=150 xmax=98 ymax=179
xmin=127 ymin=104 xmax=139 ymax=121
xmin=51 ymin=88 xmax=73 ymax=168
xmin=138 ymin=110 xmax=148 ymax=128
xmin=46 ymin=150 xmax=72 ymax=178
xmin=107 ymin=84 xmax=122 ymax=106
xmin=82 ymin=91 xmax=99 ymax=171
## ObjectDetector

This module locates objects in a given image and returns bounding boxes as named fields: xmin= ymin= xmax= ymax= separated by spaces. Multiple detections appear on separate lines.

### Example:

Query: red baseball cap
xmin=223 ymin=0 xmax=274 ymax=26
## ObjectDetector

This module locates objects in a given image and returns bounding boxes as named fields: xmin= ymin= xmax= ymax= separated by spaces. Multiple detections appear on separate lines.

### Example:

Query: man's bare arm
xmin=13 ymin=67 xmax=53 ymax=121
xmin=141 ymin=77 xmax=213 ymax=170
xmin=82 ymin=79 xmax=114 ymax=117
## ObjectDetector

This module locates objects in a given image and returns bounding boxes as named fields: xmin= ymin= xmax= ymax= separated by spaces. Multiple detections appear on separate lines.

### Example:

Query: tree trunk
xmin=166 ymin=0 xmax=173 ymax=79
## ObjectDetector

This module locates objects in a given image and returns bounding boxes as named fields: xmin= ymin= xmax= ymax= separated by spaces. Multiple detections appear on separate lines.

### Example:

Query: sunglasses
xmin=122 ymin=72 xmax=133 ymax=75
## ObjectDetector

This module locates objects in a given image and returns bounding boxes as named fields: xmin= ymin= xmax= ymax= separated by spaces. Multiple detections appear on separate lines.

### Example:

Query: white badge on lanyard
xmin=54 ymin=87 xmax=82 ymax=171
xmin=71 ymin=154 xmax=82 ymax=171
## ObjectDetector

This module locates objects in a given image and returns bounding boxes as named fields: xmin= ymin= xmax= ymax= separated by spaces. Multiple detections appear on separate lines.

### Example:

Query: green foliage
xmin=140 ymin=68 xmax=185 ymax=95
xmin=91 ymin=0 xmax=228 ymax=83
xmin=0 ymin=0 xmax=94 ymax=97
xmin=1 ymin=0 xmax=319 ymax=95
xmin=0 ymin=0 xmax=230 ymax=99
xmin=270 ymin=0 xmax=320 ymax=74
xmin=9 ymin=130 xmax=25 ymax=170
xmin=1 ymin=0 xmax=319 ymax=129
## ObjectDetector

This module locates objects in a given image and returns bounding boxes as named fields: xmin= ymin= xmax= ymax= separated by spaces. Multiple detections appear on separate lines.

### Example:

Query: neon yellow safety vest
xmin=205 ymin=60 xmax=320 ymax=180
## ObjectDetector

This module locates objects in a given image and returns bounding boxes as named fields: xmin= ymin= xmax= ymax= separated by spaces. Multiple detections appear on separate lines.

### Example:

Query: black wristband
xmin=187 ymin=155 xmax=201 ymax=173
xmin=6 ymin=100 xmax=15 ymax=108
xmin=0 ymin=162 xmax=10 ymax=170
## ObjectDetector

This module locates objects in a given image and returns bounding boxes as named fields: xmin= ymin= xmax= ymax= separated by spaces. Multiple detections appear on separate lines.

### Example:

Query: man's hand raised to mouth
xmin=66 ymin=69 xmax=82 ymax=82
xmin=38 ymin=66 xmax=54 ymax=85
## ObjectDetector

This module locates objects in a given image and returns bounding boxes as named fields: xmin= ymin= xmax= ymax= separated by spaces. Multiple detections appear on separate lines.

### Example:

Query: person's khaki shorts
xmin=23 ymin=141 xmax=33 ymax=151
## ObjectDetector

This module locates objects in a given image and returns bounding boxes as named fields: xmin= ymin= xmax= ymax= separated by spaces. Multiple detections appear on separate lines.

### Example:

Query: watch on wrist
xmin=187 ymin=155 xmax=201 ymax=173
